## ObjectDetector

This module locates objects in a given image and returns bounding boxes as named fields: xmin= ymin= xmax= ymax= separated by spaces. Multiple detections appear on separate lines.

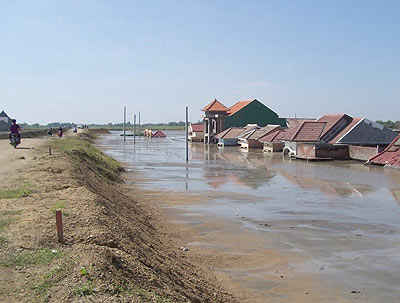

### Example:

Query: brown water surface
xmin=98 ymin=131 xmax=400 ymax=302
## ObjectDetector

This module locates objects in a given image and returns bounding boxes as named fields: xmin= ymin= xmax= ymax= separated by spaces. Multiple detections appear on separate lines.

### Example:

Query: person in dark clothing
xmin=9 ymin=119 xmax=21 ymax=141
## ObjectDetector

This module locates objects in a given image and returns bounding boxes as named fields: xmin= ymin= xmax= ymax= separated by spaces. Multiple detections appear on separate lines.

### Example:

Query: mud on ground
xmin=0 ymin=134 xmax=236 ymax=302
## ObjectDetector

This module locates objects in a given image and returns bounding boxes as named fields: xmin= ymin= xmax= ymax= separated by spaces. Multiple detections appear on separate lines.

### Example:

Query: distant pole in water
xmin=134 ymin=113 xmax=136 ymax=145
xmin=185 ymin=106 xmax=189 ymax=163
xmin=123 ymin=106 xmax=126 ymax=142
xmin=138 ymin=112 xmax=141 ymax=130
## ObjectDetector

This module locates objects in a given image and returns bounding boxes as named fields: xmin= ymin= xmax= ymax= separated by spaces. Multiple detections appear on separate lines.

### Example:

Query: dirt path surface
xmin=0 ymin=138 xmax=44 ymax=179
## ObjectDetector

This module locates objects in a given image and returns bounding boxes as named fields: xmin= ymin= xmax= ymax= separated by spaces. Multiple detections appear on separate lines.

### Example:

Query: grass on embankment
xmin=0 ymin=186 xmax=32 ymax=199
xmin=51 ymin=134 xmax=124 ymax=182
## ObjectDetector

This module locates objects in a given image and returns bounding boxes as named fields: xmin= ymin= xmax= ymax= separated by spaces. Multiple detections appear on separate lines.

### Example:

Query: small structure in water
xmin=188 ymin=123 xmax=204 ymax=142
xmin=151 ymin=130 xmax=167 ymax=138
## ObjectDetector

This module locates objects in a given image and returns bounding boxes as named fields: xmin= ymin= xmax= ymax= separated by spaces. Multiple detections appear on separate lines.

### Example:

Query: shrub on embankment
xmin=48 ymin=132 xmax=235 ymax=302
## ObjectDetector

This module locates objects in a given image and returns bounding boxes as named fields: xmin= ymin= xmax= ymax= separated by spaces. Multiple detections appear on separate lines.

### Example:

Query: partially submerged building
xmin=282 ymin=114 xmax=397 ymax=160
xmin=215 ymin=127 xmax=249 ymax=147
xmin=318 ymin=115 xmax=397 ymax=160
xmin=282 ymin=121 xmax=348 ymax=160
xmin=151 ymin=130 xmax=167 ymax=138
xmin=239 ymin=125 xmax=281 ymax=149
xmin=0 ymin=111 xmax=11 ymax=131
xmin=188 ymin=123 xmax=204 ymax=142
xmin=202 ymin=99 xmax=286 ymax=144
xmin=367 ymin=135 xmax=400 ymax=169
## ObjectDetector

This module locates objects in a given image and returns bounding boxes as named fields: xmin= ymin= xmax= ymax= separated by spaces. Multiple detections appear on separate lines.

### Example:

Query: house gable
xmin=224 ymin=99 xmax=286 ymax=128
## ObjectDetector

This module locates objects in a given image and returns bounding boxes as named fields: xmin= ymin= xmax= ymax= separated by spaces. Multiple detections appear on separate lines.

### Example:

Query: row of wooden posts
xmin=122 ymin=106 xmax=189 ymax=163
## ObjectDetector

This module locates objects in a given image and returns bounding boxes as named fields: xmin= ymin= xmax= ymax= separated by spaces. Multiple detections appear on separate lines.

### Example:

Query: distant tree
xmin=376 ymin=120 xmax=400 ymax=129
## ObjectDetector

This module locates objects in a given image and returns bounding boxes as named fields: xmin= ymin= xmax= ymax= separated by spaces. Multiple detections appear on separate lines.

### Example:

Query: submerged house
xmin=239 ymin=125 xmax=281 ymax=149
xmin=202 ymin=99 xmax=286 ymax=144
xmin=188 ymin=123 xmax=204 ymax=142
xmin=318 ymin=115 xmax=397 ymax=160
xmin=260 ymin=127 xmax=286 ymax=152
xmin=367 ymin=135 xmax=400 ymax=169
xmin=151 ymin=130 xmax=167 ymax=138
xmin=287 ymin=121 xmax=349 ymax=160
xmin=0 ymin=111 xmax=11 ymax=131
xmin=215 ymin=127 xmax=249 ymax=147
xmin=282 ymin=114 xmax=397 ymax=160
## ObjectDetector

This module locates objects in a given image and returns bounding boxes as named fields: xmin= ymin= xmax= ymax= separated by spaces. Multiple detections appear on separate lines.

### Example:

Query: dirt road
xmin=0 ymin=138 xmax=45 ymax=180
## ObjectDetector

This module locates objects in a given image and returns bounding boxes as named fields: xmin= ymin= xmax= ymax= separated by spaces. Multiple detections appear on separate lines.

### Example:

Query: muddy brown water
xmin=97 ymin=130 xmax=400 ymax=302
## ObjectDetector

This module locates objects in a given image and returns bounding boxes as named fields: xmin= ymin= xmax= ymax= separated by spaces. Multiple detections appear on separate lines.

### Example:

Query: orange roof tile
xmin=190 ymin=123 xmax=204 ymax=132
xmin=227 ymin=100 xmax=253 ymax=116
xmin=258 ymin=128 xmax=282 ymax=143
xmin=291 ymin=121 xmax=327 ymax=142
xmin=202 ymin=99 xmax=229 ymax=112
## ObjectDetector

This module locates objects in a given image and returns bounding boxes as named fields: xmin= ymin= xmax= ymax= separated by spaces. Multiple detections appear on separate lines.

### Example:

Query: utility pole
xmin=185 ymin=106 xmax=189 ymax=163
xmin=139 ymin=112 xmax=141 ymax=130
xmin=134 ymin=113 xmax=136 ymax=145
xmin=123 ymin=106 xmax=126 ymax=142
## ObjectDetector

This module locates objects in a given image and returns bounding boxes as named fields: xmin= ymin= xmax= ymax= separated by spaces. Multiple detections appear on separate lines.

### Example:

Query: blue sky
xmin=1 ymin=1 xmax=399 ymax=124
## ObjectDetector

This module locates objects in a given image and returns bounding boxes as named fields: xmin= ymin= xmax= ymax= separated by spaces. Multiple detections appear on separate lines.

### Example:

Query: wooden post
xmin=55 ymin=210 xmax=64 ymax=243
xmin=185 ymin=106 xmax=189 ymax=163
xmin=123 ymin=106 xmax=126 ymax=142
xmin=48 ymin=146 xmax=52 ymax=155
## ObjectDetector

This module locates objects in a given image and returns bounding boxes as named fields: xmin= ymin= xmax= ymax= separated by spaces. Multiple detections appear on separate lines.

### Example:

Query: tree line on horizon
xmin=17 ymin=120 xmax=400 ymax=130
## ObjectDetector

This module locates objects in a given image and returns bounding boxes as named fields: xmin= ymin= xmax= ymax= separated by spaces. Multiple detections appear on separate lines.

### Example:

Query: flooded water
xmin=98 ymin=130 xmax=400 ymax=302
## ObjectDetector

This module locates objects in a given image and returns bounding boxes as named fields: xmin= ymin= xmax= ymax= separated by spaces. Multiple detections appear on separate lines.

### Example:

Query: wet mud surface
xmin=98 ymin=131 xmax=400 ymax=302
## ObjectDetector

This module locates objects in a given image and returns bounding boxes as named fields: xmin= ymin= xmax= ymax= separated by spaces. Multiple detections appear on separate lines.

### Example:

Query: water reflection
xmin=98 ymin=130 xmax=400 ymax=302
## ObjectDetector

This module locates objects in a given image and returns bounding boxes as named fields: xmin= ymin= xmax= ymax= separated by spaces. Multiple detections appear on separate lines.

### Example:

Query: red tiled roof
xmin=260 ymin=126 xmax=298 ymax=142
xmin=285 ymin=118 xmax=316 ymax=128
xmin=291 ymin=121 xmax=327 ymax=142
xmin=317 ymin=114 xmax=348 ymax=138
xmin=329 ymin=117 xmax=362 ymax=144
xmin=247 ymin=125 xmax=281 ymax=140
xmin=152 ymin=130 xmax=166 ymax=137
xmin=190 ymin=123 xmax=204 ymax=132
xmin=368 ymin=135 xmax=400 ymax=168
xmin=215 ymin=127 xmax=247 ymax=139
xmin=202 ymin=99 xmax=229 ymax=112
xmin=258 ymin=128 xmax=282 ymax=143
xmin=227 ymin=100 xmax=253 ymax=116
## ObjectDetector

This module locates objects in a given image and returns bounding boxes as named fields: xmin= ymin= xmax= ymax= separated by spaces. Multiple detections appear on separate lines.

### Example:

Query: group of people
xmin=7 ymin=119 xmax=65 ymax=147
xmin=47 ymin=127 xmax=64 ymax=137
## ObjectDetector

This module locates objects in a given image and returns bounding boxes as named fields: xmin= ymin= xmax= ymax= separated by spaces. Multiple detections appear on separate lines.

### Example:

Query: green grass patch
xmin=73 ymin=281 xmax=95 ymax=297
xmin=0 ymin=187 xmax=31 ymax=199
xmin=0 ymin=217 xmax=15 ymax=232
xmin=0 ymin=210 xmax=23 ymax=216
xmin=50 ymin=201 xmax=69 ymax=217
xmin=0 ymin=248 xmax=62 ymax=267
xmin=32 ymin=265 xmax=66 ymax=300
xmin=0 ymin=235 xmax=7 ymax=246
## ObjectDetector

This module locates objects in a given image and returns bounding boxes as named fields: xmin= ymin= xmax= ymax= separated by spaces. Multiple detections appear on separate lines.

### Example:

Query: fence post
xmin=56 ymin=210 xmax=64 ymax=243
